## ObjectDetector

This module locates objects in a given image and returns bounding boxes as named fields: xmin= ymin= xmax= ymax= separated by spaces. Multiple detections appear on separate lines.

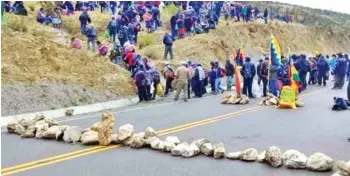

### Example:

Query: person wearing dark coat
xmin=333 ymin=53 xmax=348 ymax=89
xmin=241 ymin=56 xmax=256 ymax=98
xmin=170 ymin=14 xmax=178 ymax=39
xmin=225 ymin=59 xmax=235 ymax=91
xmin=298 ymin=54 xmax=310 ymax=90
xmin=263 ymin=8 xmax=268 ymax=24
xmin=316 ymin=55 xmax=330 ymax=86
xmin=260 ymin=56 xmax=269 ymax=97
xmin=257 ymin=59 xmax=263 ymax=86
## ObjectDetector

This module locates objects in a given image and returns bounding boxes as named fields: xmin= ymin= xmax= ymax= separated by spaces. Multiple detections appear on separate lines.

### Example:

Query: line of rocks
xmin=6 ymin=113 xmax=349 ymax=175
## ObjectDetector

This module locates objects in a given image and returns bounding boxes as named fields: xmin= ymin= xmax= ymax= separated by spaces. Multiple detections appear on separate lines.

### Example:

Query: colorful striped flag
xmin=234 ymin=48 xmax=244 ymax=66
xmin=289 ymin=59 xmax=302 ymax=93
xmin=232 ymin=54 xmax=241 ymax=95
xmin=269 ymin=35 xmax=282 ymax=66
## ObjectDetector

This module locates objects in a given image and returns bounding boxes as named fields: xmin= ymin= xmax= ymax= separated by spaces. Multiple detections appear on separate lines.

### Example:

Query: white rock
xmin=182 ymin=143 xmax=200 ymax=158
xmin=130 ymin=137 xmax=145 ymax=149
xmin=257 ymin=150 xmax=266 ymax=163
xmin=81 ymin=130 xmax=99 ymax=145
xmin=171 ymin=142 xmax=189 ymax=156
xmin=333 ymin=160 xmax=350 ymax=176
xmin=165 ymin=136 xmax=181 ymax=145
xmin=163 ymin=141 xmax=176 ymax=152
xmin=55 ymin=125 xmax=69 ymax=141
xmin=200 ymin=143 xmax=214 ymax=156
xmin=213 ymin=143 xmax=225 ymax=159
xmin=227 ymin=151 xmax=242 ymax=160
xmin=7 ymin=122 xmax=18 ymax=133
xmin=150 ymin=138 xmax=162 ymax=149
xmin=14 ymin=124 xmax=26 ymax=135
xmin=45 ymin=119 xmax=59 ymax=127
xmin=282 ymin=149 xmax=308 ymax=169
xmin=90 ymin=122 xmax=101 ymax=132
xmin=21 ymin=125 xmax=36 ymax=138
xmin=111 ymin=133 xmax=119 ymax=144
xmin=306 ymin=153 xmax=334 ymax=172
xmin=35 ymin=120 xmax=49 ymax=131
xmin=117 ymin=124 xmax=134 ymax=141
xmin=33 ymin=114 xmax=45 ymax=121
xmin=144 ymin=127 xmax=157 ymax=139
xmin=265 ymin=146 xmax=283 ymax=167
xmin=240 ymin=148 xmax=258 ymax=161
xmin=18 ymin=119 xmax=35 ymax=128
xmin=145 ymin=136 xmax=159 ymax=146
xmin=43 ymin=126 xmax=64 ymax=139
xmin=63 ymin=126 xmax=83 ymax=144
xmin=191 ymin=138 xmax=210 ymax=148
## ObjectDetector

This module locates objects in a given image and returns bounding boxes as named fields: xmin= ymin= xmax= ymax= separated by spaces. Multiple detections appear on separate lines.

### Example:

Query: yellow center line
xmin=1 ymin=88 xmax=325 ymax=175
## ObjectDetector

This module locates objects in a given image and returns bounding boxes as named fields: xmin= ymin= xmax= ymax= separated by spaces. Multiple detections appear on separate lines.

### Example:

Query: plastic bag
xmin=252 ymin=79 xmax=261 ymax=97
xmin=103 ymin=30 xmax=109 ymax=39
xmin=278 ymin=86 xmax=296 ymax=109
xmin=156 ymin=83 xmax=163 ymax=96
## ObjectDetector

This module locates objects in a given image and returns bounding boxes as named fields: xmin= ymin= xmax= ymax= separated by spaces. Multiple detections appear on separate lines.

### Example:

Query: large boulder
xmin=21 ymin=125 xmax=36 ymax=138
xmin=130 ymin=137 xmax=146 ymax=149
xmin=227 ymin=151 xmax=242 ymax=160
xmin=333 ymin=160 xmax=350 ymax=176
xmin=63 ymin=126 xmax=83 ymax=144
xmin=163 ymin=141 xmax=176 ymax=152
xmin=81 ymin=130 xmax=99 ymax=145
xmin=98 ymin=112 xmax=115 ymax=146
xmin=14 ymin=124 xmax=26 ymax=135
xmin=55 ymin=126 xmax=69 ymax=141
xmin=165 ymin=136 xmax=181 ymax=145
xmin=200 ymin=143 xmax=214 ymax=156
xmin=191 ymin=138 xmax=209 ymax=148
xmin=35 ymin=120 xmax=50 ymax=139
xmin=265 ymin=146 xmax=283 ymax=167
xmin=213 ymin=143 xmax=225 ymax=159
xmin=282 ymin=149 xmax=308 ymax=169
xmin=90 ymin=122 xmax=101 ymax=132
xmin=45 ymin=119 xmax=59 ymax=127
xmin=111 ymin=133 xmax=119 ymax=144
xmin=145 ymin=136 xmax=159 ymax=146
xmin=182 ymin=143 xmax=200 ymax=158
xmin=240 ymin=148 xmax=258 ymax=161
xmin=257 ymin=150 xmax=266 ymax=163
xmin=306 ymin=153 xmax=334 ymax=172
xmin=171 ymin=142 xmax=189 ymax=156
xmin=150 ymin=138 xmax=162 ymax=150
xmin=18 ymin=119 xmax=35 ymax=128
xmin=7 ymin=122 xmax=18 ymax=133
xmin=144 ymin=127 xmax=157 ymax=139
xmin=117 ymin=124 xmax=134 ymax=141
xmin=43 ymin=126 xmax=65 ymax=139
xmin=124 ymin=133 xmax=145 ymax=146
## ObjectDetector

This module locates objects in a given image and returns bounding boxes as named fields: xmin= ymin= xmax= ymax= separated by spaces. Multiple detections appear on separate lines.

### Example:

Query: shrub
xmin=28 ymin=3 xmax=36 ymax=12
xmin=138 ymin=34 xmax=156 ymax=49
xmin=160 ymin=4 xmax=178 ymax=22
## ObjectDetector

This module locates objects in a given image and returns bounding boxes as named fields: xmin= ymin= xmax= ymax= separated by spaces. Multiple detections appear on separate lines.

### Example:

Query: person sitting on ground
xmin=51 ymin=7 xmax=62 ymax=29
xmin=71 ymin=37 xmax=82 ymax=49
xmin=37 ymin=8 xmax=52 ymax=24
xmin=14 ymin=3 xmax=27 ymax=16
xmin=97 ymin=41 xmax=109 ymax=56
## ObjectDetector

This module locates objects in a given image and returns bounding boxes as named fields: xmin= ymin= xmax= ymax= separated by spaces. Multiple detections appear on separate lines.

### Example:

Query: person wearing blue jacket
xmin=84 ymin=24 xmax=97 ymax=52
xmin=241 ymin=56 xmax=256 ymax=98
xmin=170 ymin=14 xmax=178 ymax=39
xmin=106 ymin=16 xmax=119 ymax=43
xmin=127 ymin=22 xmax=135 ymax=43
xmin=332 ymin=53 xmax=348 ymax=89
xmin=298 ymin=54 xmax=310 ymax=90
xmin=163 ymin=32 xmax=174 ymax=60
xmin=64 ymin=1 xmax=74 ymax=15
xmin=316 ymin=55 xmax=330 ymax=86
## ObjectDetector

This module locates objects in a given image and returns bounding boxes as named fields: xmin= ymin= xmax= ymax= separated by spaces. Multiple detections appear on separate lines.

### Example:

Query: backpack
xmin=244 ymin=62 xmax=253 ymax=78
xmin=220 ymin=68 xmax=226 ymax=77
xmin=135 ymin=71 xmax=146 ymax=87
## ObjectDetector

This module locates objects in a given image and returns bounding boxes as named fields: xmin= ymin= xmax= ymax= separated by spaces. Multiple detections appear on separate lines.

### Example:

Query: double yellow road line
xmin=1 ymin=88 xmax=324 ymax=175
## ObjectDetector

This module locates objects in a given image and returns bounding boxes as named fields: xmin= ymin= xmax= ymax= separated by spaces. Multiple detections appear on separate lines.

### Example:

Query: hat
xmin=164 ymin=61 xmax=170 ymax=66
xmin=179 ymin=61 xmax=187 ymax=66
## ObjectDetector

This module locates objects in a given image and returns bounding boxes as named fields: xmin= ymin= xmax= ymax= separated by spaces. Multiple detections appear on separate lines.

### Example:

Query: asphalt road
xmin=2 ymin=85 xmax=350 ymax=176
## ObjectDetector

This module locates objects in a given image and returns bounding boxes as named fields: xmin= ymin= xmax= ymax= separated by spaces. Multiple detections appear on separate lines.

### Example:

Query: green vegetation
xmin=138 ymin=34 xmax=156 ymax=49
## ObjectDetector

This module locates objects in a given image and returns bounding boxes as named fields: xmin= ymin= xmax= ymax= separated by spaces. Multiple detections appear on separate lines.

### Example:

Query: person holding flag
xmin=268 ymin=34 xmax=282 ymax=96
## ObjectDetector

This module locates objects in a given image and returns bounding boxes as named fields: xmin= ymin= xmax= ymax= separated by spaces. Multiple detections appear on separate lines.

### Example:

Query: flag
xmin=289 ymin=59 xmax=302 ymax=93
xmin=234 ymin=48 xmax=244 ymax=66
xmin=269 ymin=34 xmax=282 ymax=66
xmin=314 ymin=50 xmax=319 ymax=57
xmin=233 ymin=56 xmax=241 ymax=95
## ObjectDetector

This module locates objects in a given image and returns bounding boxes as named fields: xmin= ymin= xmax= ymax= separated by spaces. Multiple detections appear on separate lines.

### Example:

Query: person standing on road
xmin=193 ymin=64 xmax=205 ymax=98
xmin=225 ymin=58 xmax=235 ymax=91
xmin=257 ymin=58 xmax=263 ymax=86
xmin=241 ymin=56 xmax=256 ymax=98
xmin=134 ymin=64 xmax=147 ymax=103
xmin=332 ymin=53 xmax=347 ymax=89
xmin=298 ymin=54 xmax=310 ymax=90
xmin=329 ymin=54 xmax=337 ymax=81
xmin=316 ymin=55 xmax=330 ymax=86
xmin=261 ymin=56 xmax=269 ymax=97
xmin=162 ymin=62 xmax=175 ymax=96
xmin=163 ymin=31 xmax=174 ymax=60
xmin=214 ymin=61 xmax=225 ymax=94
xmin=174 ymin=61 xmax=190 ymax=102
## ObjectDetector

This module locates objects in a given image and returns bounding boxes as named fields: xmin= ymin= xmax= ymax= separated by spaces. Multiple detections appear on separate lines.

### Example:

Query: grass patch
xmin=138 ymin=34 xmax=156 ymax=49
xmin=160 ymin=4 xmax=178 ymax=28
xmin=6 ymin=14 xmax=28 ymax=32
